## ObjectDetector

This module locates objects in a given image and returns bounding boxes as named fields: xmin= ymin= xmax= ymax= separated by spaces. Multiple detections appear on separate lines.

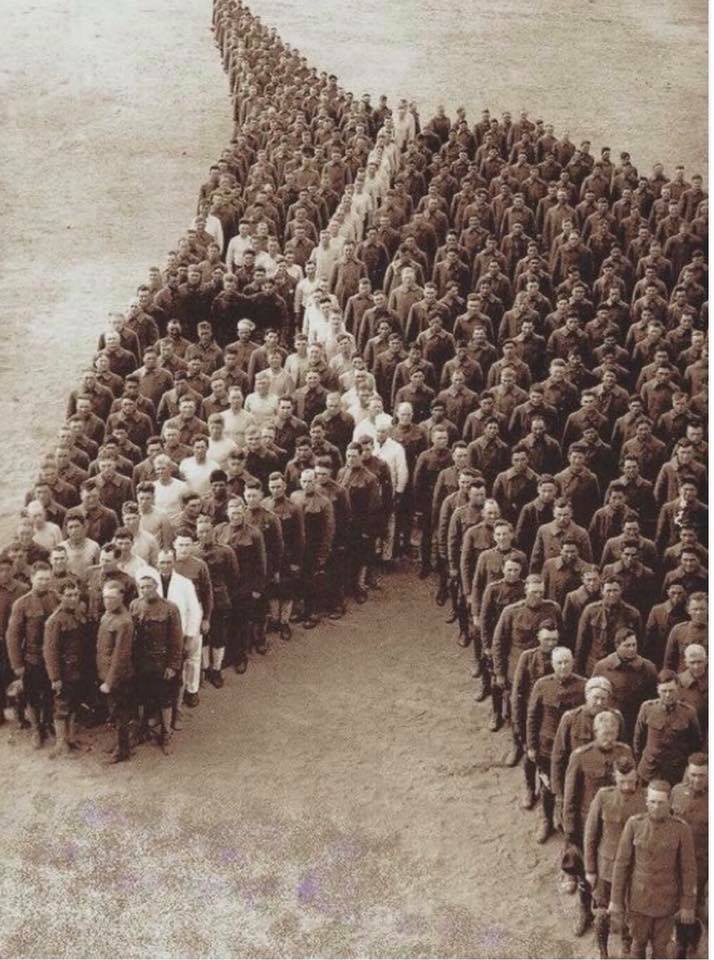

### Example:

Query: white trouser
xmin=182 ymin=634 xmax=202 ymax=694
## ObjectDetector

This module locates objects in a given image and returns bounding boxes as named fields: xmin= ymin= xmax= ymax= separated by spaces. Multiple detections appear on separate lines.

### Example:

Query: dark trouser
xmin=207 ymin=608 xmax=230 ymax=649
xmin=136 ymin=672 xmax=176 ymax=726
xmin=232 ymin=597 xmax=257 ymax=663
xmin=536 ymin=755 xmax=554 ymax=824
xmin=560 ymin=831 xmax=593 ymax=922
xmin=419 ymin=510 xmax=434 ymax=568
xmin=107 ymin=683 xmax=134 ymax=757
xmin=53 ymin=680 xmax=81 ymax=720
xmin=629 ymin=913 xmax=674 ymax=959
xmin=326 ymin=547 xmax=347 ymax=610
xmin=394 ymin=491 xmax=414 ymax=556
xmin=81 ymin=625 xmax=105 ymax=722
xmin=303 ymin=561 xmax=326 ymax=618
xmin=24 ymin=663 xmax=53 ymax=731
xmin=347 ymin=531 xmax=374 ymax=591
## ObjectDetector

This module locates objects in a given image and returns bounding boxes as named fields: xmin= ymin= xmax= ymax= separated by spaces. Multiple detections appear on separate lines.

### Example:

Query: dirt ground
xmin=0 ymin=0 xmax=707 ymax=957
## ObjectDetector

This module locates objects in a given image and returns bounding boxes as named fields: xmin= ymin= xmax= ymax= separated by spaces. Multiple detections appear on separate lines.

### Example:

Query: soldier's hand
xmin=251 ymin=591 xmax=261 ymax=599
xmin=607 ymin=903 xmax=623 ymax=933
xmin=14 ymin=667 xmax=25 ymax=678
xmin=289 ymin=564 xmax=300 ymax=574
xmin=201 ymin=619 xmax=210 ymax=635
xmin=678 ymin=909 xmax=695 ymax=925
xmin=495 ymin=673 xmax=506 ymax=688
xmin=164 ymin=668 xmax=176 ymax=680
xmin=585 ymin=873 xmax=597 ymax=888
xmin=449 ymin=568 xmax=457 ymax=579
xmin=99 ymin=682 xmax=110 ymax=695
xmin=526 ymin=748 xmax=536 ymax=762
xmin=51 ymin=680 xmax=62 ymax=693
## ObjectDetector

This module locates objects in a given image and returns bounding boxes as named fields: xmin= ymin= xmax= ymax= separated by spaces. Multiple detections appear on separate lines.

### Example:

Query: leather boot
xmin=488 ymin=686 xmax=503 ymax=731
xmin=593 ymin=908 xmax=609 ymax=959
xmin=505 ymin=736 xmax=523 ymax=768
xmin=573 ymin=884 xmax=592 ymax=937
xmin=536 ymin=789 xmax=554 ymax=843
xmin=474 ymin=664 xmax=491 ymax=701
xmin=160 ymin=708 xmax=174 ymax=755
xmin=520 ymin=756 xmax=537 ymax=809
xmin=49 ymin=718 xmax=71 ymax=758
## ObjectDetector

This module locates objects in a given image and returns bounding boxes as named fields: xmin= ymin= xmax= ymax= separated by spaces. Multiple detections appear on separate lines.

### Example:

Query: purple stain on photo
xmin=218 ymin=845 xmax=243 ymax=865
xmin=80 ymin=800 xmax=114 ymax=828
xmin=297 ymin=872 xmax=320 ymax=903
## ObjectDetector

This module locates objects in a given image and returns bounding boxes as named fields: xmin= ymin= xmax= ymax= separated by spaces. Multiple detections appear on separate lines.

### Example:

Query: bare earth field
xmin=0 ymin=0 xmax=707 ymax=957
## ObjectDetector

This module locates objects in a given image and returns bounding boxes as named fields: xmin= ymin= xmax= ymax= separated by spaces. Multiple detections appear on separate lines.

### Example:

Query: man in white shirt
xmin=152 ymin=455 xmax=188 ymax=523
xmin=374 ymin=414 xmax=409 ymax=561
xmin=59 ymin=515 xmax=100 ymax=580
xmin=179 ymin=436 xmax=220 ymax=497
xmin=221 ymin=387 xmax=256 ymax=447
xmin=120 ymin=502 xmax=160 ymax=566
xmin=225 ymin=220 xmax=254 ymax=272
xmin=294 ymin=260 xmax=319 ymax=325
xmin=245 ymin=370 xmax=280 ymax=426
xmin=206 ymin=413 xmax=239 ymax=466
xmin=114 ymin=526 xmax=154 ymax=580
xmin=25 ymin=501 xmax=62 ymax=552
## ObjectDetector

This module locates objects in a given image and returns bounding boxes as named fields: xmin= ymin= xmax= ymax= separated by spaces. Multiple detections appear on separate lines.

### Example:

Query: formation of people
xmin=0 ymin=1 xmax=708 ymax=956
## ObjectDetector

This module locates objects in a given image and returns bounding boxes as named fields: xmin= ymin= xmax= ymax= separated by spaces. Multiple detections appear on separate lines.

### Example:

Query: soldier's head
xmin=593 ymin=710 xmax=619 ymax=749
xmin=99 ymin=544 xmax=120 ymax=574
xmin=684 ymin=643 xmax=707 ymax=680
xmin=646 ymin=780 xmax=671 ymax=820
xmin=601 ymin=576 xmax=623 ymax=607
xmin=173 ymin=531 xmax=195 ymax=561
xmin=524 ymin=573 xmax=544 ymax=603
xmin=138 ymin=572 xmax=159 ymax=602
xmin=102 ymin=580 xmax=126 ymax=613
xmin=585 ymin=676 xmax=611 ymax=713
xmin=686 ymin=753 xmax=708 ymax=794
xmin=157 ymin=549 xmax=175 ymax=578
xmin=550 ymin=644 xmax=572 ymax=679
xmin=30 ymin=561 xmax=52 ymax=595
xmin=613 ymin=755 xmax=638 ymax=795
xmin=686 ymin=591 xmax=707 ymax=625
xmin=656 ymin=669 xmax=680 ymax=708
xmin=615 ymin=627 xmax=638 ymax=662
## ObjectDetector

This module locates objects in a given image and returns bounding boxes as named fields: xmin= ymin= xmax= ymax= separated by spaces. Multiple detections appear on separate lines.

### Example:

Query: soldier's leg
xmin=419 ymin=511 xmax=433 ymax=576
xmin=252 ymin=596 xmax=268 ymax=652
xmin=181 ymin=632 xmax=202 ymax=704
xmin=488 ymin=680 xmax=503 ymax=732
xmin=520 ymin=753 xmax=537 ymax=810
xmin=504 ymin=709 xmax=523 ymax=767
xmin=25 ymin=665 xmax=47 ymax=748
xmin=592 ymin=880 xmax=611 ymax=959
xmin=233 ymin=599 xmax=250 ymax=673
xmin=574 ymin=873 xmax=594 ymax=937
xmin=536 ymin=765 xmax=554 ymax=843
xmin=302 ymin=562 xmax=321 ymax=628
xmin=106 ymin=685 xmax=132 ymax=763
xmin=208 ymin=610 xmax=227 ymax=687
xmin=159 ymin=676 xmax=176 ymax=755
xmin=434 ymin=556 xmax=448 ymax=605
xmin=49 ymin=687 xmax=71 ymax=759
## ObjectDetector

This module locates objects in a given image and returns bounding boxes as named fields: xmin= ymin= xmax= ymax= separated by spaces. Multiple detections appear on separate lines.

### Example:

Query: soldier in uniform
xmin=6 ymin=562 xmax=59 ymax=748
xmin=42 ymin=579 xmax=85 ymax=758
xmin=263 ymin=472 xmax=305 ymax=640
xmin=0 ymin=555 xmax=28 ymax=728
xmin=244 ymin=479 xmax=284 ymax=647
xmin=215 ymin=498 xmax=266 ymax=673
xmin=633 ymin=669 xmax=702 ymax=786
xmin=527 ymin=645 xmax=586 ymax=842
xmin=477 ymin=554 xmax=525 ymax=719
xmin=130 ymin=571 xmax=183 ymax=753
xmin=583 ymin=755 xmax=646 ymax=959
xmin=338 ymin=443 xmax=381 ymax=603
xmin=492 ymin=573 xmax=562 ymax=758
xmin=290 ymin=468 xmax=334 ymax=629
xmin=610 ymin=779 xmax=697 ymax=959
xmin=195 ymin=514 xmax=239 ymax=688
xmin=96 ymin=580 xmax=135 ymax=763
xmin=671 ymin=753 xmax=708 ymax=957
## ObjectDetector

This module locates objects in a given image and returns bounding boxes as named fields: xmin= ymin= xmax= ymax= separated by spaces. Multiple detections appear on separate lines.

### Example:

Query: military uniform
xmin=6 ymin=588 xmax=59 ymax=741
xmin=611 ymin=812 xmax=697 ymax=957
xmin=96 ymin=607 xmax=135 ymax=759
xmin=633 ymin=699 xmax=701 ymax=785
xmin=130 ymin=595 xmax=183 ymax=713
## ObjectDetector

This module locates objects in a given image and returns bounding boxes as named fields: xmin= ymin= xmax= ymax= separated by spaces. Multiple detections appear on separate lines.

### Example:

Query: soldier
xmin=583 ymin=755 xmax=646 ymax=959
xmin=492 ymin=573 xmax=562 ymax=756
xmin=338 ymin=443 xmax=381 ymax=603
xmin=215 ymin=498 xmax=267 ymax=673
xmin=633 ymin=669 xmax=701 ymax=786
xmin=412 ymin=425 xmax=452 ymax=578
xmin=6 ymin=562 xmax=59 ymax=748
xmin=244 ymin=479 xmax=284 ymax=646
xmin=194 ymin=514 xmax=239 ymax=688
xmin=609 ymin=780 xmax=697 ymax=959
xmin=96 ymin=580 xmax=135 ymax=763
xmin=525 ymin=644 xmax=585 ymax=843
xmin=563 ymin=710 xmax=634 ymax=936
xmin=477 ymin=555 xmax=525 ymax=720
xmin=263 ymin=472 xmax=305 ymax=640
xmin=592 ymin=627 xmax=658 ymax=743
xmin=42 ymin=579 xmax=85 ymax=758
xmin=671 ymin=753 xmax=708 ymax=957
xmin=575 ymin=575 xmax=642 ymax=676
xmin=172 ymin=530 xmax=213 ymax=706
xmin=290 ymin=468 xmax=334 ymax=628
xmin=130 ymin=571 xmax=183 ymax=754
xmin=0 ymin=556 xmax=28 ymax=728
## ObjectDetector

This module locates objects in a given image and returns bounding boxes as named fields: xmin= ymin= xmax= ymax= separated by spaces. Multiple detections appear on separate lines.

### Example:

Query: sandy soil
xmin=0 ymin=0 xmax=707 ymax=957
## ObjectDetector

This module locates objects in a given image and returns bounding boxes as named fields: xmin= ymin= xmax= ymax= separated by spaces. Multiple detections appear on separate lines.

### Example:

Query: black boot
xmin=593 ymin=908 xmax=609 ymax=959
xmin=536 ymin=789 xmax=554 ymax=843
xmin=474 ymin=661 xmax=491 ymax=701
xmin=520 ymin=756 xmax=537 ymax=809
xmin=573 ymin=883 xmax=592 ymax=937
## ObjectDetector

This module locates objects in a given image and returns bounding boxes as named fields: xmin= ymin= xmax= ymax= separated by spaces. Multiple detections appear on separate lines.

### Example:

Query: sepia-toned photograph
xmin=0 ymin=0 xmax=708 ymax=957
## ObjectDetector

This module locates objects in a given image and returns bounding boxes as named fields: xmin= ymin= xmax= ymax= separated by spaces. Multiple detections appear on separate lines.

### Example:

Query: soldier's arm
xmin=662 ymin=626 xmax=678 ymax=672
xmin=525 ymin=682 xmax=543 ymax=754
xmin=632 ymin=703 xmax=647 ymax=761
xmin=318 ymin=499 xmax=336 ymax=566
xmin=529 ymin=529 xmax=544 ymax=573
xmin=562 ymin=754 xmax=581 ymax=843
xmin=42 ymin=615 xmax=62 ymax=684
xmin=491 ymin=608 xmax=510 ymax=680
xmin=574 ymin=609 xmax=590 ymax=675
xmin=459 ymin=529 xmax=474 ymax=598
xmin=167 ymin=605 xmax=184 ymax=673
xmin=583 ymin=790 xmax=604 ymax=877
xmin=550 ymin=714 xmax=570 ymax=798
xmin=677 ymin=820 xmax=698 ymax=914
xmin=6 ymin=601 xmax=26 ymax=675
xmin=610 ymin=818 xmax=635 ymax=912
xmin=198 ymin=564 xmax=214 ymax=622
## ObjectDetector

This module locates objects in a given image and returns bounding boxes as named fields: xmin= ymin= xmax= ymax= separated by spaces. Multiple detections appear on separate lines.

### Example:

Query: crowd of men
xmin=0 ymin=1 xmax=708 ymax=956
